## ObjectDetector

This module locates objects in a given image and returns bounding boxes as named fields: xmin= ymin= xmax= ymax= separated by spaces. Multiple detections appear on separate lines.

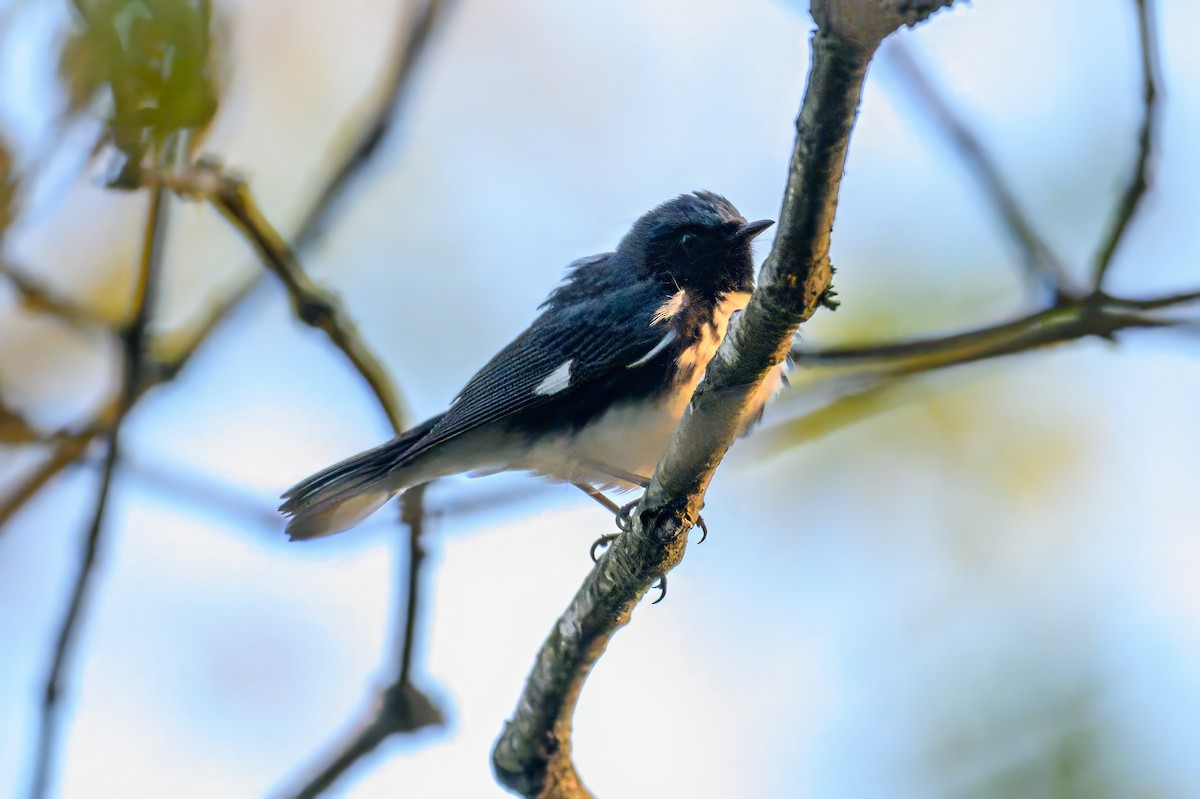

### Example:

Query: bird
xmin=280 ymin=191 xmax=784 ymax=541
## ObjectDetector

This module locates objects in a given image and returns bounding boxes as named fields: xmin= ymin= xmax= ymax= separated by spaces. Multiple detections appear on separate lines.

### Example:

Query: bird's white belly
xmin=512 ymin=398 xmax=684 ymax=488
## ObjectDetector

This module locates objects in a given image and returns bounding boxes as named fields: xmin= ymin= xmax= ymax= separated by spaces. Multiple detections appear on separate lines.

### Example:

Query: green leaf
xmin=67 ymin=0 xmax=220 ymax=165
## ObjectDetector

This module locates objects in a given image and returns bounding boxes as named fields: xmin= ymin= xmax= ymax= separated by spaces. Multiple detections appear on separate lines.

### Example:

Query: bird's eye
xmin=677 ymin=233 xmax=696 ymax=251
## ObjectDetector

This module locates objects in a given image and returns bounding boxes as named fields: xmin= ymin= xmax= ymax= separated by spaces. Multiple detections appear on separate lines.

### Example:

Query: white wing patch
xmin=627 ymin=328 xmax=678 ymax=369
xmin=534 ymin=359 xmax=573 ymax=396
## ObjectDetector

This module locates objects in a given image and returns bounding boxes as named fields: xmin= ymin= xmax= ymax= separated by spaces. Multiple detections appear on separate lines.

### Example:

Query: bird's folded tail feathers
xmin=280 ymin=414 xmax=443 ymax=541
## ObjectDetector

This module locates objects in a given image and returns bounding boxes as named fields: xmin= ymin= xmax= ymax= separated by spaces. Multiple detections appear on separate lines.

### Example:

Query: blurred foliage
xmin=0 ymin=138 xmax=15 ymax=237
xmin=62 ymin=0 xmax=219 ymax=171
xmin=0 ymin=400 xmax=39 ymax=444
xmin=918 ymin=672 xmax=1150 ymax=799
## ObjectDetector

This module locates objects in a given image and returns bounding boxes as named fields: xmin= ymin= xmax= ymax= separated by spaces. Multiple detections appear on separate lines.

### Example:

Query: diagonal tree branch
xmin=294 ymin=0 xmax=452 ymax=252
xmin=1091 ymin=0 xmax=1159 ymax=289
xmin=27 ymin=143 xmax=174 ymax=799
xmin=885 ymin=42 xmax=1072 ymax=296
xmin=129 ymin=11 xmax=459 ymax=789
xmin=143 ymin=155 xmax=465 ymax=796
xmin=0 ymin=435 xmax=94 ymax=529
xmin=491 ymin=2 xmax=956 ymax=796
xmin=1 ymin=261 xmax=106 ymax=329
xmin=143 ymin=160 xmax=407 ymax=431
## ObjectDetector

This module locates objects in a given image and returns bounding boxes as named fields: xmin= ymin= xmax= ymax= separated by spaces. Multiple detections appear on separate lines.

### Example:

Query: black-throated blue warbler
xmin=281 ymin=191 xmax=782 ymax=540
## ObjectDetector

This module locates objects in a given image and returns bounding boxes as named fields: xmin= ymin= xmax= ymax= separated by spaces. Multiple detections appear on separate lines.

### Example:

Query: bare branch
xmin=144 ymin=161 xmax=407 ymax=431
xmin=282 ymin=484 xmax=443 ymax=799
xmin=492 ymin=3 xmax=956 ymax=795
xmin=792 ymin=287 xmax=1199 ymax=369
xmin=1092 ymin=0 xmax=1160 ymax=289
xmin=294 ymin=0 xmax=453 ymax=252
xmin=1 ymin=0 xmax=448 ymax=532
xmin=395 ymin=484 xmax=430 ymax=687
xmin=0 ymin=436 xmax=93 ymax=528
xmin=146 ymin=157 xmax=460 ymax=798
xmin=764 ymin=301 xmax=1190 ymax=455
xmin=8 ymin=12 xmax=454 ymax=793
xmin=1108 ymin=287 xmax=1200 ymax=312
xmin=0 ymin=402 xmax=42 ymax=445
xmin=27 ymin=146 xmax=174 ymax=799
xmin=886 ymin=43 xmax=1071 ymax=295
xmin=1 ymin=262 xmax=105 ymax=329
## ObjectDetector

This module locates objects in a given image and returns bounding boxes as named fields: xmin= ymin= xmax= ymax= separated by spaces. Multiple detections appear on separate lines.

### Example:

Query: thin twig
xmin=146 ymin=162 xmax=406 ymax=432
xmin=27 ymin=145 xmax=173 ymax=799
xmin=294 ymin=0 xmax=452 ymax=252
xmin=1107 ymin=287 xmax=1200 ymax=312
xmin=0 ymin=435 xmax=93 ymax=529
xmin=886 ymin=42 xmax=1072 ymax=296
xmin=0 ymin=401 xmax=41 ymax=444
xmin=0 ymin=0 xmax=448 ymax=533
xmin=767 ymin=300 xmax=1188 ymax=453
xmin=396 ymin=483 xmax=428 ymax=687
xmin=146 ymin=159 xmax=466 ymax=797
xmin=284 ymin=484 xmax=443 ymax=799
xmin=0 ymin=284 xmax=248 ymax=535
xmin=1 ymin=262 xmax=105 ymax=328
xmin=1091 ymin=0 xmax=1159 ymax=289
xmin=791 ymin=287 xmax=1200 ymax=368
xmin=795 ymin=305 xmax=1065 ymax=365
xmin=0 ymin=278 xmax=253 ymax=535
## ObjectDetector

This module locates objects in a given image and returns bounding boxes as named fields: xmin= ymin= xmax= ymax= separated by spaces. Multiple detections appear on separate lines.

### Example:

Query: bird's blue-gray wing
xmin=401 ymin=279 xmax=675 ymax=460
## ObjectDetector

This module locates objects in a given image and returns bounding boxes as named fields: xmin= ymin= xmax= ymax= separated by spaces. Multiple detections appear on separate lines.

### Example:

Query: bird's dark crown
xmin=542 ymin=192 xmax=771 ymax=312
xmin=618 ymin=191 xmax=763 ymax=298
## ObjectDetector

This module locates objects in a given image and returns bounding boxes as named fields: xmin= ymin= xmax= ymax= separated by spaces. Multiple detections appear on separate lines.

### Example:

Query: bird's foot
xmin=615 ymin=499 xmax=638 ymax=533
xmin=615 ymin=498 xmax=708 ymax=543
xmin=650 ymin=575 xmax=667 ymax=604
xmin=590 ymin=533 xmax=619 ymax=562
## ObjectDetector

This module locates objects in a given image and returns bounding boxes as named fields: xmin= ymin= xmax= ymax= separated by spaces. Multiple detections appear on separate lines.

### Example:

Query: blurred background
xmin=2 ymin=0 xmax=1199 ymax=796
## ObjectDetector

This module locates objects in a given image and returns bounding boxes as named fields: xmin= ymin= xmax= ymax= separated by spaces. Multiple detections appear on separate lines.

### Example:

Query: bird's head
xmin=619 ymin=191 xmax=773 ymax=299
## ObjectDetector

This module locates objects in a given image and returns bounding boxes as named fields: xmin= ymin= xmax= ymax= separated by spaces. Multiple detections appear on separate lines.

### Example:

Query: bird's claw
xmin=590 ymin=533 xmax=619 ymax=562
xmin=651 ymin=575 xmax=667 ymax=604
xmin=615 ymin=499 xmax=638 ymax=533
xmin=616 ymin=500 xmax=708 ymax=543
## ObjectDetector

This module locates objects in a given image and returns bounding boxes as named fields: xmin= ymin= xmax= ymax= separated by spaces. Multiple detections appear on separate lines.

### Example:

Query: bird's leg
xmin=590 ymin=534 xmax=619 ymax=562
xmin=574 ymin=469 xmax=708 ymax=543
xmin=572 ymin=482 xmax=627 ymax=560
xmin=571 ymin=481 xmax=623 ymax=515
xmin=614 ymin=498 xmax=639 ymax=533
xmin=572 ymin=471 xmax=702 ymax=605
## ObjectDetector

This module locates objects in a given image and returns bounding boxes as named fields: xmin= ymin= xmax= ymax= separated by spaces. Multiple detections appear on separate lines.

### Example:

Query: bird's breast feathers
xmin=512 ymin=289 xmax=781 ymax=487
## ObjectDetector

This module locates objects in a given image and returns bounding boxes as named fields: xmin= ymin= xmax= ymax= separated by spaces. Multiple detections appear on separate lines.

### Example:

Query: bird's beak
xmin=737 ymin=219 xmax=775 ymax=240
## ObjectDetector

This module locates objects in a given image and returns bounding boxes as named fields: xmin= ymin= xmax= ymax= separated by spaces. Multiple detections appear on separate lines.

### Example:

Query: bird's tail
xmin=280 ymin=414 xmax=442 ymax=541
